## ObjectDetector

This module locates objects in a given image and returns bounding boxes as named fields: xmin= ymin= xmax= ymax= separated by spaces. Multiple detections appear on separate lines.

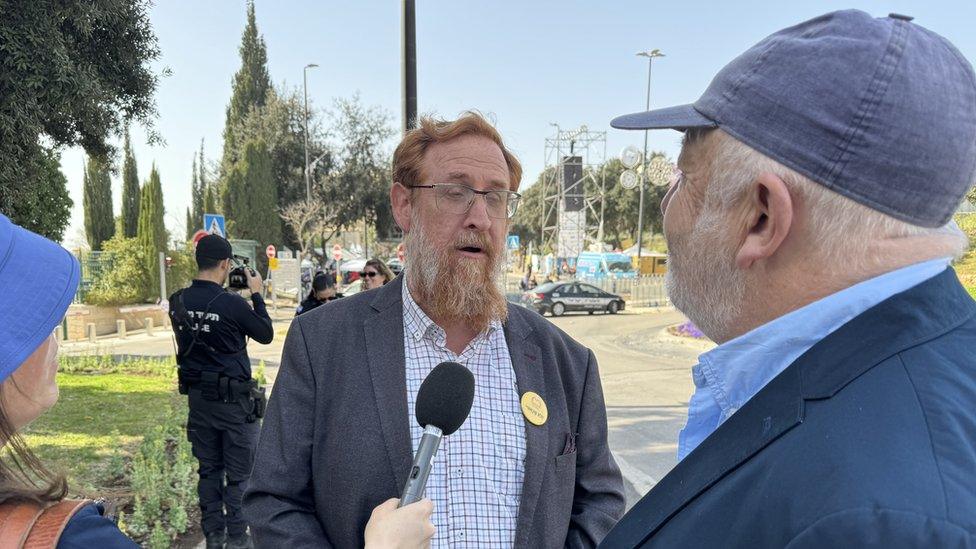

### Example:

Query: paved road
xmin=64 ymin=305 xmax=708 ymax=510
xmin=544 ymin=310 xmax=705 ymax=508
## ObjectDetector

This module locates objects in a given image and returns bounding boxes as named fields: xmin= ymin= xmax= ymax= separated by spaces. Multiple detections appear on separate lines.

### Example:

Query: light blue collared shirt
xmin=677 ymin=257 xmax=952 ymax=461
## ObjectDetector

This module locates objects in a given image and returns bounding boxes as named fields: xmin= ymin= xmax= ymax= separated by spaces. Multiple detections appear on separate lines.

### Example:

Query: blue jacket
xmin=57 ymin=503 xmax=137 ymax=548
xmin=600 ymin=268 xmax=976 ymax=548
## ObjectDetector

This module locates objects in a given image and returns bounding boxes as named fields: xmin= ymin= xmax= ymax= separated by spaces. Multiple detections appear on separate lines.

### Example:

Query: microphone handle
xmin=398 ymin=425 xmax=443 ymax=508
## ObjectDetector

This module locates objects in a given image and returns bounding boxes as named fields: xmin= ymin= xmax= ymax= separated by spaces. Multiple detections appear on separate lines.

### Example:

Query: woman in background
xmin=361 ymin=258 xmax=396 ymax=291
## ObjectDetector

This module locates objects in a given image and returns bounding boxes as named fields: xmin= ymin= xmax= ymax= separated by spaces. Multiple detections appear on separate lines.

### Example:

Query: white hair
xmin=689 ymin=129 xmax=969 ymax=273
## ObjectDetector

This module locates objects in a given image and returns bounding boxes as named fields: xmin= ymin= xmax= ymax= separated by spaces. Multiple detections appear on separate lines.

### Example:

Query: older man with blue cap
xmin=601 ymin=10 xmax=976 ymax=548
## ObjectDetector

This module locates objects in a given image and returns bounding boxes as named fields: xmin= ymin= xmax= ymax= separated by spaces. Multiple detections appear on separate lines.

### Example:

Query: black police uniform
xmin=169 ymin=279 xmax=273 ymax=541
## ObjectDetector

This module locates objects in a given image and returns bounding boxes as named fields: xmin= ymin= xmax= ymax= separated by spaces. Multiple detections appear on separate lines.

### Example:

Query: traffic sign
xmin=269 ymin=257 xmax=280 ymax=270
xmin=203 ymin=214 xmax=226 ymax=237
xmin=332 ymin=244 xmax=343 ymax=261
xmin=507 ymin=235 xmax=520 ymax=250
xmin=192 ymin=230 xmax=209 ymax=246
xmin=266 ymin=244 xmax=276 ymax=258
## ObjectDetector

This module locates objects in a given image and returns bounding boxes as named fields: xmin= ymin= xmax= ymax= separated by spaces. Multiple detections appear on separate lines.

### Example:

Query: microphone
xmin=398 ymin=361 xmax=475 ymax=507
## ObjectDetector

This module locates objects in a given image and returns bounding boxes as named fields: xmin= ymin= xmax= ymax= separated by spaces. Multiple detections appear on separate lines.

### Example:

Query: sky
xmin=59 ymin=0 xmax=976 ymax=248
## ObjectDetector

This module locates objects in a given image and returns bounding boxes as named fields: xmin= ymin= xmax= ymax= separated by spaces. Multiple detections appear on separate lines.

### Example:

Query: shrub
xmin=123 ymin=402 xmax=196 ymax=543
xmin=83 ymin=236 xmax=153 ymax=306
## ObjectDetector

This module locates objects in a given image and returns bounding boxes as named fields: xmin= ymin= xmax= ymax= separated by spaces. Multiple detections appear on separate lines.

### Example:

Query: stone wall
xmin=63 ymin=304 xmax=169 ymax=340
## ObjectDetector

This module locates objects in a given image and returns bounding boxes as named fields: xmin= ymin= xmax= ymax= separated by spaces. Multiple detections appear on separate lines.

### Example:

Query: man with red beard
xmin=244 ymin=112 xmax=624 ymax=548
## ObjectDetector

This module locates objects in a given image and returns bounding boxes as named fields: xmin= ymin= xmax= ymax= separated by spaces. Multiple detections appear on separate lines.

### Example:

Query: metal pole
xmin=402 ymin=0 xmax=417 ymax=134
xmin=158 ymin=251 xmax=167 ymax=301
xmin=303 ymin=67 xmax=311 ymax=202
xmin=636 ymin=57 xmax=653 ymax=263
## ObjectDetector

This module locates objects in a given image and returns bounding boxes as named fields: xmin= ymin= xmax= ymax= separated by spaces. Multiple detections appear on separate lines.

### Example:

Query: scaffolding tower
xmin=541 ymin=125 xmax=608 ymax=259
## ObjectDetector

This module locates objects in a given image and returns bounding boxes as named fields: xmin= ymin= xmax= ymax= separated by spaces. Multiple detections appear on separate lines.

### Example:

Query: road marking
xmin=614 ymin=452 xmax=658 ymax=496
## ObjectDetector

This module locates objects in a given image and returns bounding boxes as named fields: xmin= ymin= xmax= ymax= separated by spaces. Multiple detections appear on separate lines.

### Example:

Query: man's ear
xmin=391 ymin=182 xmax=412 ymax=233
xmin=734 ymin=172 xmax=793 ymax=270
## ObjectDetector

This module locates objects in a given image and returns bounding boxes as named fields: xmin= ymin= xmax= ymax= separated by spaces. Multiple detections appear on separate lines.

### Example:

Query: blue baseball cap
xmin=0 ymin=213 xmax=80 ymax=383
xmin=611 ymin=10 xmax=976 ymax=228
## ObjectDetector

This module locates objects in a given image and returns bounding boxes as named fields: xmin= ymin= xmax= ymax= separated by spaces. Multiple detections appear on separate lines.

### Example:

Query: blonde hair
xmin=392 ymin=112 xmax=522 ymax=191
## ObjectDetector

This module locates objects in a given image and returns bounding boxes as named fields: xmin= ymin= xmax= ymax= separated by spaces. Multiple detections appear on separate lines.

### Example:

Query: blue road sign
xmin=507 ymin=235 xmax=520 ymax=250
xmin=203 ymin=214 xmax=226 ymax=238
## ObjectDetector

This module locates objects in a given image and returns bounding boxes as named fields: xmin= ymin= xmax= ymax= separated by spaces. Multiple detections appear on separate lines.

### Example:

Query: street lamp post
xmin=303 ymin=63 xmax=319 ymax=203
xmin=635 ymin=49 xmax=664 ymax=264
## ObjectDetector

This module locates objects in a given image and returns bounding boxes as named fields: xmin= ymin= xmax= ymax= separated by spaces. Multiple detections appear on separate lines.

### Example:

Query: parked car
xmin=521 ymin=281 xmax=626 ymax=317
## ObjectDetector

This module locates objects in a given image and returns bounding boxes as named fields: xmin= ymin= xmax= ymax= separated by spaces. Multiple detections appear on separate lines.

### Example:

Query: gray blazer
xmin=243 ymin=276 xmax=625 ymax=548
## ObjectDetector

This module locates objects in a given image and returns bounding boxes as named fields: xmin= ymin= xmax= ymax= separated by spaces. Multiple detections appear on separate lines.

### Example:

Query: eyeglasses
xmin=359 ymin=271 xmax=378 ymax=278
xmin=405 ymin=183 xmax=522 ymax=219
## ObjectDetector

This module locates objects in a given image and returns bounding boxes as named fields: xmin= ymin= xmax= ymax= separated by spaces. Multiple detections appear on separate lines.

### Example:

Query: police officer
xmin=169 ymin=235 xmax=273 ymax=549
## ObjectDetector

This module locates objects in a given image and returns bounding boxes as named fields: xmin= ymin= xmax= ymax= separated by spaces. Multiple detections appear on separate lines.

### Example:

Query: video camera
xmin=228 ymin=255 xmax=257 ymax=290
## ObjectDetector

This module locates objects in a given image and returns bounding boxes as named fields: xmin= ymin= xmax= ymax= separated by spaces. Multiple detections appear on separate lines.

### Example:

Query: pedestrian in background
xmin=296 ymin=272 xmax=341 ymax=316
xmin=361 ymin=257 xmax=395 ymax=290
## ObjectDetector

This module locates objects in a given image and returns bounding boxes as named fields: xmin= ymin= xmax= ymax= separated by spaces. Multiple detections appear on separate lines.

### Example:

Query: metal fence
xmin=506 ymin=275 xmax=670 ymax=308
xmin=75 ymin=251 xmax=115 ymax=303
xmin=578 ymin=275 xmax=670 ymax=307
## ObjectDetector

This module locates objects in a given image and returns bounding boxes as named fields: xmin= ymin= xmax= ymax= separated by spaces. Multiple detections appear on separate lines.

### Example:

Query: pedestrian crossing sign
xmin=203 ymin=214 xmax=226 ymax=238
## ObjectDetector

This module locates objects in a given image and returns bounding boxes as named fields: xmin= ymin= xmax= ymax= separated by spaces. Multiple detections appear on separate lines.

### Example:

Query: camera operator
xmin=168 ymin=234 xmax=274 ymax=549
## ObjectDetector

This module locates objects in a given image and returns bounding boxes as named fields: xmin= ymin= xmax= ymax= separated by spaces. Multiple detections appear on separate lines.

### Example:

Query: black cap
xmin=415 ymin=361 xmax=475 ymax=435
xmin=196 ymin=234 xmax=233 ymax=262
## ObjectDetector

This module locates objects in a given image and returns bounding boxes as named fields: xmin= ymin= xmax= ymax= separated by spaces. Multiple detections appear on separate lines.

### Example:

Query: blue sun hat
xmin=0 ymin=213 xmax=80 ymax=382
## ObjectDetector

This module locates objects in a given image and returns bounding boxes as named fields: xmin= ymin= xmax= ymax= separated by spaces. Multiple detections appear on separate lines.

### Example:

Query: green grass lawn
xmin=21 ymin=369 xmax=178 ymax=498
xmin=954 ymin=213 xmax=976 ymax=296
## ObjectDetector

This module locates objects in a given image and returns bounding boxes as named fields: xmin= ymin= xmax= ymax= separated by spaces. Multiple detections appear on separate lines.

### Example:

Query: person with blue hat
xmin=602 ymin=10 xmax=976 ymax=548
xmin=0 ymin=213 xmax=138 ymax=547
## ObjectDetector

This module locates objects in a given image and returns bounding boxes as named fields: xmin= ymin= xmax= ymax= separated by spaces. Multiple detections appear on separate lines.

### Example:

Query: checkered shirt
xmin=402 ymin=282 xmax=526 ymax=548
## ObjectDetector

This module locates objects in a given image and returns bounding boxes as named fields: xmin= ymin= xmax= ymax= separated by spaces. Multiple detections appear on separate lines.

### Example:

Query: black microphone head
xmin=415 ymin=361 xmax=475 ymax=435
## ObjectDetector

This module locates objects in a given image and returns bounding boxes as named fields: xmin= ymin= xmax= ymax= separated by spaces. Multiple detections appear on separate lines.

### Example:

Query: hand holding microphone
xmin=399 ymin=361 xmax=475 ymax=507
xmin=365 ymin=497 xmax=435 ymax=549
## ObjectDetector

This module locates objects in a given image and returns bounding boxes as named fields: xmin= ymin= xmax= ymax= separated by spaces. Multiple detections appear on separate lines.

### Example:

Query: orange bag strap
xmin=24 ymin=499 xmax=92 ymax=549
xmin=0 ymin=499 xmax=92 ymax=549
xmin=0 ymin=501 xmax=45 ymax=548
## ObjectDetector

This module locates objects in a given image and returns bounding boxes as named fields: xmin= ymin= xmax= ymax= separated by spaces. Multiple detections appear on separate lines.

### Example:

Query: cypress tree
xmin=189 ymin=154 xmax=200 ymax=232
xmin=235 ymin=139 xmax=280 ymax=248
xmin=82 ymin=155 xmax=114 ymax=250
xmin=192 ymin=140 xmax=207 ymax=222
xmin=221 ymin=0 xmax=271 ymax=171
xmin=120 ymin=129 xmax=141 ymax=237
xmin=137 ymin=164 xmax=167 ymax=297
xmin=204 ymin=183 xmax=218 ymax=214
xmin=185 ymin=207 xmax=194 ymax=242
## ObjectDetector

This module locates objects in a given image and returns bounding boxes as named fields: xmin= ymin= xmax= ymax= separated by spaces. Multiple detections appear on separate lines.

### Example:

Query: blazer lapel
xmin=363 ymin=277 xmax=413 ymax=493
xmin=504 ymin=306 xmax=549 ymax=548
xmin=603 ymin=353 xmax=805 ymax=548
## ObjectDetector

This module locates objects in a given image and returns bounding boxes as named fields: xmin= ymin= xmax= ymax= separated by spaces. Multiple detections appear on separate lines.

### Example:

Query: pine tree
xmin=82 ymin=155 xmax=114 ymax=250
xmin=221 ymin=0 xmax=271 ymax=172
xmin=120 ymin=129 xmax=141 ymax=237
xmin=137 ymin=164 xmax=167 ymax=298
